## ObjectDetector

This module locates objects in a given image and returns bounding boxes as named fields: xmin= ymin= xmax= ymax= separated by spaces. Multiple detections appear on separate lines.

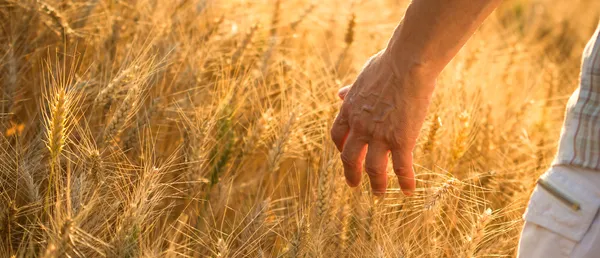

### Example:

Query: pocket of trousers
xmin=523 ymin=172 xmax=600 ymax=243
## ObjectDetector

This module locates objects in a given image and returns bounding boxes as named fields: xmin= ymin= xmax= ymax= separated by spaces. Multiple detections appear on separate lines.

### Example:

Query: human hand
xmin=331 ymin=50 xmax=435 ymax=196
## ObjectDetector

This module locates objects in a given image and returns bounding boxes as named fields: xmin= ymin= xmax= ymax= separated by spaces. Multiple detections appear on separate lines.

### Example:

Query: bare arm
xmin=386 ymin=0 xmax=502 ymax=93
xmin=331 ymin=0 xmax=502 ymax=195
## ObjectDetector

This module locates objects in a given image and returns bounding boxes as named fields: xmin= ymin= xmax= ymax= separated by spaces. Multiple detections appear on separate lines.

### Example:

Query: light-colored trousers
xmin=517 ymin=20 xmax=600 ymax=257
xmin=517 ymin=165 xmax=600 ymax=257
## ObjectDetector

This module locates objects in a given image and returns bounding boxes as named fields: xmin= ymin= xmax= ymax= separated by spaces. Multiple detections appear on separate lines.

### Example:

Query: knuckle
xmin=388 ymin=134 xmax=415 ymax=149
xmin=393 ymin=163 xmax=413 ymax=176
xmin=340 ymin=154 xmax=359 ymax=170
xmin=365 ymin=164 xmax=386 ymax=176
xmin=351 ymin=119 xmax=369 ymax=134
xmin=388 ymin=134 xmax=405 ymax=148
xmin=371 ymin=131 xmax=386 ymax=141
xmin=341 ymin=99 xmax=353 ymax=111
xmin=393 ymin=167 xmax=406 ymax=176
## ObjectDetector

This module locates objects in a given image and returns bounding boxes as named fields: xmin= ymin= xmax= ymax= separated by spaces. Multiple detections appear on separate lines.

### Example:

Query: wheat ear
xmin=335 ymin=13 xmax=356 ymax=72
xmin=216 ymin=238 xmax=229 ymax=258
xmin=35 ymin=0 xmax=77 ymax=38
xmin=103 ymin=84 xmax=139 ymax=147
xmin=231 ymin=23 xmax=260 ymax=64
xmin=45 ymin=88 xmax=70 ymax=212
xmin=289 ymin=216 xmax=311 ymax=258
xmin=465 ymin=208 xmax=492 ymax=257
xmin=316 ymin=159 xmax=334 ymax=224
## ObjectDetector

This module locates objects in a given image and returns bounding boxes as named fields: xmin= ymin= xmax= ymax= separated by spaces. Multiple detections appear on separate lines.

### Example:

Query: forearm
xmin=385 ymin=0 xmax=502 ymax=89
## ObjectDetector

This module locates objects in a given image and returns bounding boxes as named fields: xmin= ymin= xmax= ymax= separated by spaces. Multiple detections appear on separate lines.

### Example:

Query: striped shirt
xmin=553 ymin=21 xmax=600 ymax=170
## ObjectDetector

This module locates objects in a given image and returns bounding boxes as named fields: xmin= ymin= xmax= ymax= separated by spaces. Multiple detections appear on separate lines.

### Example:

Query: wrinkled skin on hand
xmin=331 ymin=51 xmax=435 ymax=196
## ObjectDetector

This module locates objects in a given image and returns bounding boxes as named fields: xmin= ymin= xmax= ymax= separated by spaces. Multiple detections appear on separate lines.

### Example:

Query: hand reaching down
xmin=330 ymin=50 xmax=435 ymax=196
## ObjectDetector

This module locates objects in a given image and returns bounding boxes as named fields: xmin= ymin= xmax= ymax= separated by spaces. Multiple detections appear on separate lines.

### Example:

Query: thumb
xmin=337 ymin=85 xmax=351 ymax=100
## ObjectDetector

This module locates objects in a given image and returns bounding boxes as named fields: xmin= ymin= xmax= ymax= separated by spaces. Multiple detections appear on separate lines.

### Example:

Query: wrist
xmin=380 ymin=48 xmax=437 ymax=98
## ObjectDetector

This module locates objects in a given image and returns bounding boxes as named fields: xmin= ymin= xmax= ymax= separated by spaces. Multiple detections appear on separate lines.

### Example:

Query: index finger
xmin=331 ymin=106 xmax=350 ymax=152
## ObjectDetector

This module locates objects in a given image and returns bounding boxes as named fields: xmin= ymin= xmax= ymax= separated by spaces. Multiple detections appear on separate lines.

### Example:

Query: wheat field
xmin=1 ymin=0 xmax=599 ymax=257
